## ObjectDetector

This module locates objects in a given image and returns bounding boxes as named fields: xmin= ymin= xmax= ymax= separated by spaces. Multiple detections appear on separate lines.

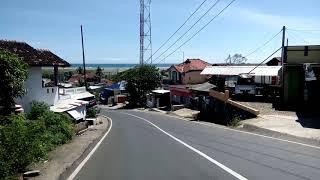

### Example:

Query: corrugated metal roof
xmin=50 ymin=99 xmax=88 ymax=113
xmin=190 ymin=82 xmax=216 ymax=92
xmin=201 ymin=66 xmax=282 ymax=76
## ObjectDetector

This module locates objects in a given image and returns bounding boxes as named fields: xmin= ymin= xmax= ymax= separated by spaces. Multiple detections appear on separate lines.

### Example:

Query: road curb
xmin=241 ymin=123 xmax=320 ymax=146
xmin=59 ymin=115 xmax=112 ymax=180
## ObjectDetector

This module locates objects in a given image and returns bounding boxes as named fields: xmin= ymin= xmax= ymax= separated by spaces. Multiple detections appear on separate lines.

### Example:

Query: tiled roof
xmin=68 ymin=72 xmax=98 ymax=83
xmin=173 ymin=59 xmax=211 ymax=73
xmin=0 ymin=40 xmax=70 ymax=67
xmin=37 ymin=49 xmax=70 ymax=67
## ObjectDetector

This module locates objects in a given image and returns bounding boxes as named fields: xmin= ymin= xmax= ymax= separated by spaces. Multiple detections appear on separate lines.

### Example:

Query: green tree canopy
xmin=96 ymin=66 xmax=104 ymax=82
xmin=0 ymin=49 xmax=28 ymax=115
xmin=113 ymin=65 xmax=161 ymax=107
xmin=76 ymin=66 xmax=83 ymax=74
xmin=225 ymin=54 xmax=247 ymax=64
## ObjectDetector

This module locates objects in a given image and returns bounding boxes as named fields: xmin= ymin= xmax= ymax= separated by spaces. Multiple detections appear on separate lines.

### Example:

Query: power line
xmin=151 ymin=0 xmax=222 ymax=63
xmin=244 ymin=29 xmax=282 ymax=58
xmin=145 ymin=0 xmax=209 ymax=63
xmin=248 ymin=47 xmax=282 ymax=74
xmin=155 ymin=0 xmax=236 ymax=65
xmin=287 ymin=31 xmax=309 ymax=44
xmin=287 ymin=28 xmax=320 ymax=32
xmin=286 ymin=31 xmax=300 ymax=44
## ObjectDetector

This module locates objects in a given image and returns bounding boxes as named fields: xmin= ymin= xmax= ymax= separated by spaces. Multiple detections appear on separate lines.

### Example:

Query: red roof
xmin=172 ymin=59 xmax=210 ymax=73
xmin=68 ymin=74 xmax=82 ymax=83
xmin=68 ymin=72 xmax=98 ymax=83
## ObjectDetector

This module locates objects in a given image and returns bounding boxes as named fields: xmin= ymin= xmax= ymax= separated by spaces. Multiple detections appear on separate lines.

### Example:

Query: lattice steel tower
xmin=140 ymin=0 xmax=152 ymax=64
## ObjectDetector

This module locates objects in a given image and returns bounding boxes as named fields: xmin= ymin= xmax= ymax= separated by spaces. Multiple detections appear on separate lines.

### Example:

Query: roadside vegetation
xmin=113 ymin=64 xmax=161 ymax=107
xmin=227 ymin=116 xmax=242 ymax=127
xmin=0 ymin=49 xmax=28 ymax=115
xmin=0 ymin=102 xmax=74 ymax=179
xmin=86 ymin=106 xmax=101 ymax=118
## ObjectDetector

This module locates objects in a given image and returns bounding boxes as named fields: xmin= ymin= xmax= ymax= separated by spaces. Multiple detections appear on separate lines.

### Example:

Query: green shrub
xmin=37 ymin=111 xmax=74 ymax=147
xmin=0 ymin=102 xmax=74 ymax=179
xmin=27 ymin=101 xmax=50 ymax=120
xmin=0 ymin=115 xmax=37 ymax=178
xmin=86 ymin=107 xmax=100 ymax=118
xmin=227 ymin=116 xmax=241 ymax=127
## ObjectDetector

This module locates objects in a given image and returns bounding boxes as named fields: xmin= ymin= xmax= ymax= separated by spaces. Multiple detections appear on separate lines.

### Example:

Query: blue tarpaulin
xmin=105 ymin=81 xmax=126 ymax=91
xmin=100 ymin=81 xmax=126 ymax=104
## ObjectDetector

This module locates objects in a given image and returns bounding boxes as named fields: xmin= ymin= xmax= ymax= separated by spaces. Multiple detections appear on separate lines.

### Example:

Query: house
xmin=201 ymin=65 xmax=282 ymax=95
xmin=170 ymin=85 xmax=193 ymax=106
xmin=100 ymin=81 xmax=127 ymax=104
xmin=169 ymin=82 xmax=217 ymax=108
xmin=0 ymin=40 xmax=94 ymax=121
xmin=0 ymin=40 xmax=70 ymax=111
xmin=281 ymin=45 xmax=320 ymax=110
xmin=167 ymin=59 xmax=211 ymax=85
xmin=146 ymin=90 xmax=170 ymax=108
xmin=189 ymin=82 xmax=216 ymax=112
xmin=68 ymin=72 xmax=98 ymax=86
xmin=266 ymin=57 xmax=281 ymax=66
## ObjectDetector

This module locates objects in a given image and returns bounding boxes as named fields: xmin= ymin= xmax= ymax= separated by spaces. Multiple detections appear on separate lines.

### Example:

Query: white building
xmin=0 ymin=40 xmax=94 ymax=121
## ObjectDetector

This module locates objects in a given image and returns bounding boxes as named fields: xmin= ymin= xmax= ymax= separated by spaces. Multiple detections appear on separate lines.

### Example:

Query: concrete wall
xmin=183 ymin=71 xmax=207 ymax=84
xmin=16 ymin=67 xmax=59 ymax=112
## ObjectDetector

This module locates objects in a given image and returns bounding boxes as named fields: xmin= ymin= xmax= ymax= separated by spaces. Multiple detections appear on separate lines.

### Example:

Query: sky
xmin=1 ymin=0 xmax=320 ymax=64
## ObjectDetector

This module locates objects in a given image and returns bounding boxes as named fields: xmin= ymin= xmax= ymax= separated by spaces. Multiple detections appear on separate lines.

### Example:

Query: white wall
xmin=16 ymin=67 xmax=59 ymax=112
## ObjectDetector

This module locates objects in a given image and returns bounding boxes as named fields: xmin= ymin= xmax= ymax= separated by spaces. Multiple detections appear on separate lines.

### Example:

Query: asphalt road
xmin=73 ymin=109 xmax=320 ymax=180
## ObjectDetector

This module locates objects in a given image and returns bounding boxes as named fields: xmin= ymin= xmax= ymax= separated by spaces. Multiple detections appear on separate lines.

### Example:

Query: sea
xmin=71 ymin=63 xmax=172 ymax=69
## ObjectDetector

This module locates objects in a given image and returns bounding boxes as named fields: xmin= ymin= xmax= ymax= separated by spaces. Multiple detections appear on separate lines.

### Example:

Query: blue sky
xmin=1 ymin=0 xmax=320 ymax=64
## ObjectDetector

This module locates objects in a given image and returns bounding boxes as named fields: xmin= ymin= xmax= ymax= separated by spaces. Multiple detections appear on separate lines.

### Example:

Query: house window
xmin=47 ymin=89 xmax=50 ymax=93
xmin=52 ymin=88 xmax=54 ymax=93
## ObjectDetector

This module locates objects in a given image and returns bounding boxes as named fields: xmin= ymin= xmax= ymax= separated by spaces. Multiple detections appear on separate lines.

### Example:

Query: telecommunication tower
xmin=140 ymin=0 xmax=152 ymax=64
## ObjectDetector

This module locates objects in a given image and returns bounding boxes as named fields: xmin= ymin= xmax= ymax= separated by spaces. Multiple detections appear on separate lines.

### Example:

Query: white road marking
xmin=139 ymin=110 xmax=320 ymax=150
xmin=67 ymin=116 xmax=113 ymax=180
xmin=123 ymin=112 xmax=248 ymax=180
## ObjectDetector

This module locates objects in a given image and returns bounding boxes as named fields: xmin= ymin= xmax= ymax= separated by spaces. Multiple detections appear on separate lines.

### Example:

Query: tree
xmin=225 ymin=54 xmax=247 ymax=64
xmin=96 ymin=66 xmax=104 ymax=82
xmin=64 ymin=71 xmax=73 ymax=81
xmin=76 ymin=66 xmax=83 ymax=74
xmin=113 ymin=65 xmax=161 ymax=107
xmin=0 ymin=49 xmax=28 ymax=115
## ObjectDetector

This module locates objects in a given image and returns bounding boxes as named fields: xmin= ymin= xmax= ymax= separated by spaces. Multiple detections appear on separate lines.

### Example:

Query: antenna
xmin=140 ymin=0 xmax=152 ymax=65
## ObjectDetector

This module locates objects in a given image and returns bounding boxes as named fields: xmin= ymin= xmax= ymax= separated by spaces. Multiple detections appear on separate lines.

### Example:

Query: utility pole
xmin=80 ymin=25 xmax=88 ymax=90
xmin=281 ymin=26 xmax=286 ymax=65
xmin=280 ymin=26 xmax=286 ymax=108
xmin=140 ymin=0 xmax=152 ymax=65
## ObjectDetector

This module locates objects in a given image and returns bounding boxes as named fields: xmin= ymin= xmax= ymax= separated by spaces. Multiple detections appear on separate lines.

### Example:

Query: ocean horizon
xmin=71 ymin=63 xmax=172 ymax=68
